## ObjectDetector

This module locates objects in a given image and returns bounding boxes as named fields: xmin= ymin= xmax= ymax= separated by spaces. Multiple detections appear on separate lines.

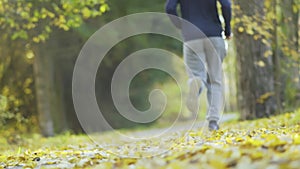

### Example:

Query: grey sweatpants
xmin=183 ymin=37 xmax=226 ymax=121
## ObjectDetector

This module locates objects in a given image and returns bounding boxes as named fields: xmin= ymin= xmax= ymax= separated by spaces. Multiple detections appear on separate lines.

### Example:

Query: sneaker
xmin=186 ymin=78 xmax=201 ymax=115
xmin=208 ymin=120 xmax=219 ymax=131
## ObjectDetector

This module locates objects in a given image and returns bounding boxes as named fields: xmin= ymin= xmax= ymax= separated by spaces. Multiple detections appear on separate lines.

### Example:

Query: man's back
xmin=165 ymin=0 xmax=231 ymax=40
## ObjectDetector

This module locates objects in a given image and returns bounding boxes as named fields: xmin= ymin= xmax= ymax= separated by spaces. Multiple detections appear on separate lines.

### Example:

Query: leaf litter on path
xmin=1 ymin=111 xmax=300 ymax=169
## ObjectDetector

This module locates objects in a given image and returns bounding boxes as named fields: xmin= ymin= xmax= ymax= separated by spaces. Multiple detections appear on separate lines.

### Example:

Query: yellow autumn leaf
xmin=238 ymin=27 xmax=244 ymax=33
xmin=293 ymin=134 xmax=300 ymax=144
xmin=256 ymin=60 xmax=265 ymax=67
xmin=263 ymin=50 xmax=273 ymax=58
xmin=100 ymin=5 xmax=107 ymax=13
xmin=82 ymin=7 xmax=91 ymax=19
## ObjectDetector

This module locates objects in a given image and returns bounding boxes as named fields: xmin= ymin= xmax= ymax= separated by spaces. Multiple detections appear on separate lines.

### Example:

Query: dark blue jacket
xmin=165 ymin=0 xmax=232 ymax=41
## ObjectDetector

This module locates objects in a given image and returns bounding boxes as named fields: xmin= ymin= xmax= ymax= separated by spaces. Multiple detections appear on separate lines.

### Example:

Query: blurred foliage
xmin=0 ymin=0 xmax=299 ymax=134
xmin=96 ymin=34 xmax=180 ymax=124
xmin=0 ymin=0 xmax=108 ymax=132
xmin=0 ymin=42 xmax=36 ymax=129
xmin=0 ymin=0 xmax=182 ymax=133
xmin=0 ymin=0 xmax=108 ymax=43
xmin=94 ymin=1 xmax=182 ymax=130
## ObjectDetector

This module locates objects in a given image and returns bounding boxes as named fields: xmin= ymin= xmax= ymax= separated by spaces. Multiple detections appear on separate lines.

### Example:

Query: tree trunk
xmin=279 ymin=0 xmax=300 ymax=108
xmin=234 ymin=0 xmax=277 ymax=120
xmin=272 ymin=0 xmax=283 ymax=113
xmin=33 ymin=45 xmax=55 ymax=137
xmin=52 ymin=30 xmax=84 ymax=132
xmin=33 ymin=35 xmax=70 ymax=136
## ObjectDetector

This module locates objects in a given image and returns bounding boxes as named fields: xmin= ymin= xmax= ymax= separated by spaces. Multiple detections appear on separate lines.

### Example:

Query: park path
xmin=129 ymin=113 xmax=238 ymax=138
xmin=5 ymin=114 xmax=238 ymax=169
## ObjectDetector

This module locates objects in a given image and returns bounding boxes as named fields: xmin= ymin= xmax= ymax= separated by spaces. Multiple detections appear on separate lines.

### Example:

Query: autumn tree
xmin=1 ymin=0 xmax=177 ymax=136
xmin=0 ymin=0 xmax=108 ymax=136
xmin=234 ymin=0 xmax=276 ymax=119
xmin=233 ymin=0 xmax=299 ymax=119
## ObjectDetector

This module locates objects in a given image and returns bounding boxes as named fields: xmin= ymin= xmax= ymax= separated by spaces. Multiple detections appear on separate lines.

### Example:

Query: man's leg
xmin=204 ymin=37 xmax=226 ymax=129
xmin=183 ymin=40 xmax=207 ymax=115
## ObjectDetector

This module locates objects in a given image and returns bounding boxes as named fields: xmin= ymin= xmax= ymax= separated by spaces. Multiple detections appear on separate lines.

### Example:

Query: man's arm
xmin=219 ymin=0 xmax=232 ymax=38
xmin=165 ymin=0 xmax=181 ymax=29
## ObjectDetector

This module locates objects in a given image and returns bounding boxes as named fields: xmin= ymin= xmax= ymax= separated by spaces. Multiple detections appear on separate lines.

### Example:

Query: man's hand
xmin=225 ymin=33 xmax=233 ymax=40
xmin=225 ymin=36 xmax=232 ymax=40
